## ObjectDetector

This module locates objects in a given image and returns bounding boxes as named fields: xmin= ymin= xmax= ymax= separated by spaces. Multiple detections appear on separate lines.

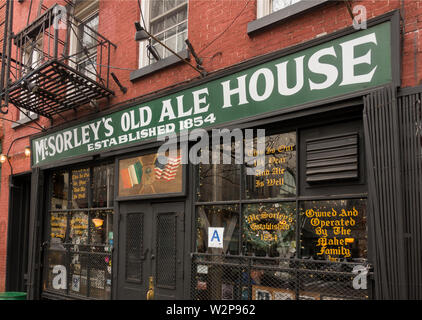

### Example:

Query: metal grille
xmin=191 ymin=254 xmax=371 ymax=300
xmin=397 ymin=90 xmax=422 ymax=299
xmin=43 ymin=246 xmax=112 ymax=300
xmin=306 ymin=133 xmax=359 ymax=183
xmin=156 ymin=213 xmax=177 ymax=288
xmin=0 ymin=3 xmax=115 ymax=118
xmin=126 ymin=213 xmax=144 ymax=282
xmin=363 ymin=86 xmax=407 ymax=299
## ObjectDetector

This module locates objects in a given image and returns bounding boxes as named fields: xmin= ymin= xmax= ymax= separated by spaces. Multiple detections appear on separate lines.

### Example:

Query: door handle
xmin=146 ymin=276 xmax=154 ymax=300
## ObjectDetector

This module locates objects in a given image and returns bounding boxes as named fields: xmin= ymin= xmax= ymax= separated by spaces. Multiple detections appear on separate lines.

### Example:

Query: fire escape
xmin=0 ymin=1 xmax=115 ymax=124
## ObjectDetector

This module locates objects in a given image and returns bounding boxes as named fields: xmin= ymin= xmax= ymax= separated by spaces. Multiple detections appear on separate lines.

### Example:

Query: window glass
xmin=43 ymin=251 xmax=67 ymax=294
xmin=76 ymin=13 xmax=98 ymax=79
xmin=149 ymin=0 xmax=188 ymax=61
xmin=272 ymin=0 xmax=302 ymax=13
xmin=90 ymin=209 xmax=113 ymax=247
xmin=300 ymin=199 xmax=367 ymax=262
xmin=196 ymin=205 xmax=239 ymax=255
xmin=245 ymin=132 xmax=296 ymax=199
xmin=197 ymin=145 xmax=241 ymax=202
xmin=71 ymin=168 xmax=90 ymax=209
xmin=93 ymin=164 xmax=114 ymax=208
xmin=243 ymin=202 xmax=296 ymax=258
xmin=80 ymin=14 xmax=99 ymax=50
xmin=45 ymin=164 xmax=113 ymax=299
xmin=51 ymin=171 xmax=69 ymax=210
xmin=49 ymin=212 xmax=68 ymax=244
xmin=69 ymin=211 xmax=89 ymax=245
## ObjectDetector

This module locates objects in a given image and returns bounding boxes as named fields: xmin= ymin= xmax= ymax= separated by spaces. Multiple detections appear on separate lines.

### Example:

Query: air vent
xmin=306 ymin=133 xmax=359 ymax=183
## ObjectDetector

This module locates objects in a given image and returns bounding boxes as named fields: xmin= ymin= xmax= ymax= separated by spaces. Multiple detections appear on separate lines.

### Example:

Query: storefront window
xmin=196 ymin=205 xmax=239 ymax=255
xmin=43 ymin=163 xmax=114 ymax=300
xmin=71 ymin=168 xmax=89 ymax=209
xmin=51 ymin=171 xmax=69 ymax=210
xmin=300 ymin=199 xmax=367 ymax=262
xmin=197 ymin=144 xmax=241 ymax=202
xmin=245 ymin=132 xmax=296 ymax=199
xmin=193 ymin=127 xmax=369 ymax=300
xmin=69 ymin=211 xmax=89 ymax=245
xmin=243 ymin=202 xmax=296 ymax=258
xmin=93 ymin=164 xmax=114 ymax=208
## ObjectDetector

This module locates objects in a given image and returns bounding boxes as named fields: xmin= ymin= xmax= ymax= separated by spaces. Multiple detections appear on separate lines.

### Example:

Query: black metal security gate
xmin=363 ymin=85 xmax=422 ymax=300
xmin=397 ymin=89 xmax=422 ymax=299
xmin=191 ymin=253 xmax=371 ymax=300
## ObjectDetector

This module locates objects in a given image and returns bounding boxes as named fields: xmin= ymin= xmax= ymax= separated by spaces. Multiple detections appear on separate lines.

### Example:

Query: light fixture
xmin=0 ymin=154 xmax=7 ymax=164
xmin=134 ymin=22 xmax=207 ymax=77
xmin=92 ymin=218 xmax=104 ymax=228
xmin=134 ymin=22 xmax=150 ymax=42
xmin=24 ymin=146 xmax=31 ymax=157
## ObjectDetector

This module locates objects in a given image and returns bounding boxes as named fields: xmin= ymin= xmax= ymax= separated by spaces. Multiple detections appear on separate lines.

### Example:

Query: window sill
xmin=130 ymin=49 xmax=190 ymax=82
xmin=247 ymin=0 xmax=332 ymax=35
xmin=11 ymin=114 xmax=39 ymax=129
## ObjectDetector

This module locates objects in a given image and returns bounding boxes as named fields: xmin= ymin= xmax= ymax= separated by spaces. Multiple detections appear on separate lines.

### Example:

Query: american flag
xmin=154 ymin=155 xmax=182 ymax=181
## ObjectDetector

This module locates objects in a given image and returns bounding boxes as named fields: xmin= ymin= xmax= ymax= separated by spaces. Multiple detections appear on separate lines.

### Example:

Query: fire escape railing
xmin=0 ymin=2 xmax=116 ymax=121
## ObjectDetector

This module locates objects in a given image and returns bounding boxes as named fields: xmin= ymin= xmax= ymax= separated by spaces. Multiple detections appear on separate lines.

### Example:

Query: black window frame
xmin=41 ymin=160 xmax=115 ymax=300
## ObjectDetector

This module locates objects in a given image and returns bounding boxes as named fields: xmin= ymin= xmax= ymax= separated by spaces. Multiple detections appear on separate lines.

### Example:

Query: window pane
xmin=164 ymin=0 xmax=176 ymax=12
xmin=69 ymin=251 xmax=88 ymax=296
xmin=88 ymin=255 xmax=111 ymax=299
xmin=152 ymin=42 xmax=164 ymax=60
xmin=164 ymin=12 xmax=178 ymax=30
xmin=77 ymin=58 xmax=97 ymax=80
xmin=151 ymin=19 xmax=165 ymax=34
xmin=177 ymin=8 xmax=187 ymax=23
xmin=272 ymin=0 xmax=302 ymax=13
xmin=245 ymin=132 xmax=296 ymax=199
xmin=196 ymin=205 xmax=239 ymax=255
xmin=71 ymin=168 xmax=90 ymax=209
xmin=164 ymin=33 xmax=177 ymax=58
xmin=50 ymin=211 xmax=68 ymax=244
xmin=151 ymin=0 xmax=163 ymax=18
xmin=43 ymin=250 xmax=67 ymax=293
xmin=300 ymin=199 xmax=367 ymax=262
xmin=165 ymin=26 xmax=177 ymax=40
xmin=81 ymin=14 xmax=99 ymax=49
xmin=93 ymin=163 xmax=114 ymax=208
xmin=197 ymin=161 xmax=241 ymax=202
xmin=243 ymin=202 xmax=296 ymax=258
xmin=90 ymin=209 xmax=113 ymax=247
xmin=69 ymin=211 xmax=89 ymax=245
xmin=51 ymin=171 xmax=69 ymax=210
xmin=176 ymin=30 xmax=187 ymax=52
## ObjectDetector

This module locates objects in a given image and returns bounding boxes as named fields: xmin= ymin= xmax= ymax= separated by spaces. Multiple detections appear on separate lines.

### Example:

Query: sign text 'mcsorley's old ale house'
xmin=0 ymin=0 xmax=421 ymax=301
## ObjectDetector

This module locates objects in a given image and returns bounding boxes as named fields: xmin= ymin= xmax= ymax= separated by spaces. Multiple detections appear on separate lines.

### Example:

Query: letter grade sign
xmin=31 ymin=21 xmax=395 ymax=167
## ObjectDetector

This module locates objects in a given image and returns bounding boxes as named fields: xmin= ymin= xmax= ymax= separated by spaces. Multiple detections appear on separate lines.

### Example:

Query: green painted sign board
xmin=32 ymin=21 xmax=393 ymax=167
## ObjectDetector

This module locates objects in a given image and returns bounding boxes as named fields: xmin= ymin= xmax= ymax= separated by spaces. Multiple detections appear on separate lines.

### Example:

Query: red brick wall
xmin=1 ymin=0 xmax=422 ymax=292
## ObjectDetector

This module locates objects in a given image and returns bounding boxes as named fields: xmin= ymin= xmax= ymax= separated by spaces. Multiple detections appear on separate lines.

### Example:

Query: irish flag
xmin=121 ymin=161 xmax=143 ymax=189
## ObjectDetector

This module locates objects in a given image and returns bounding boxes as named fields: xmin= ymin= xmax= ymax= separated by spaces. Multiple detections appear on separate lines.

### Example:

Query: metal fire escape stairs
xmin=0 ymin=1 xmax=116 ymax=126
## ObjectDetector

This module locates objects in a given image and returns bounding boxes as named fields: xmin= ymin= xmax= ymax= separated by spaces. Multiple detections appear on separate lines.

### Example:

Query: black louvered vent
xmin=306 ymin=133 xmax=359 ymax=183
